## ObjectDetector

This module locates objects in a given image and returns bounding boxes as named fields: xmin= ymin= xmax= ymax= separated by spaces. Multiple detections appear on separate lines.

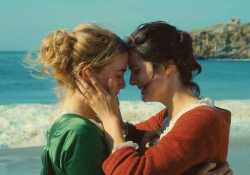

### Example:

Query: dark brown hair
xmin=127 ymin=21 xmax=202 ymax=97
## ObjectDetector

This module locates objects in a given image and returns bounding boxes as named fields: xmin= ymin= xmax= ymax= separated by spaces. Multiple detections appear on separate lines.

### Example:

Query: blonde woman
xmin=26 ymin=23 xmax=128 ymax=174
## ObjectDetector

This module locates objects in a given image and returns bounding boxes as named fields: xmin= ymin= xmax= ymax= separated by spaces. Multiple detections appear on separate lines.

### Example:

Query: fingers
xmin=149 ymin=138 xmax=159 ymax=147
xmin=196 ymin=162 xmax=216 ymax=175
xmin=154 ymin=128 xmax=163 ymax=136
xmin=210 ymin=161 xmax=230 ymax=175
xmin=145 ymin=129 xmax=163 ymax=140
xmin=75 ymin=88 xmax=88 ymax=103
xmin=108 ymin=79 xmax=115 ymax=97
xmin=75 ymin=79 xmax=92 ymax=99
xmin=224 ymin=169 xmax=233 ymax=175
xmin=86 ymin=70 xmax=107 ymax=94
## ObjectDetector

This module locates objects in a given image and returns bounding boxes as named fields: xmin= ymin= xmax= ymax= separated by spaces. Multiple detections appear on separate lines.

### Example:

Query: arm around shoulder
xmin=103 ymin=108 xmax=223 ymax=175
xmin=126 ymin=108 xmax=167 ymax=144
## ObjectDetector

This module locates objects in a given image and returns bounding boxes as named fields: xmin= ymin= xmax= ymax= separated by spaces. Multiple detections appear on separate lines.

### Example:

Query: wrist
xmin=102 ymin=114 xmax=119 ymax=125
xmin=102 ymin=117 xmax=125 ymax=153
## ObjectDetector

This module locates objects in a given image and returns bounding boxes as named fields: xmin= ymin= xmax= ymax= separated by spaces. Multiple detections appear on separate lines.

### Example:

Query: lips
xmin=138 ymin=86 xmax=146 ymax=94
xmin=115 ymin=90 xmax=120 ymax=95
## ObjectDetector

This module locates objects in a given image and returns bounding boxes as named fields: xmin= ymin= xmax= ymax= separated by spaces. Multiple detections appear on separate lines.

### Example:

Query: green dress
xmin=40 ymin=113 xmax=108 ymax=175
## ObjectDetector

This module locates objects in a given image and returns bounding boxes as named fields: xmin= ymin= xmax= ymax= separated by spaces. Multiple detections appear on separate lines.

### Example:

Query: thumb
xmin=148 ymin=129 xmax=163 ymax=138
xmin=196 ymin=162 xmax=216 ymax=175
xmin=155 ymin=128 xmax=163 ymax=136
xmin=108 ymin=79 xmax=115 ymax=97
xmin=149 ymin=138 xmax=159 ymax=147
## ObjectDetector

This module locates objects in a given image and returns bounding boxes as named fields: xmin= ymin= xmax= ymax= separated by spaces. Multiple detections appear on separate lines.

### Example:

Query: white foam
xmin=0 ymin=100 xmax=250 ymax=149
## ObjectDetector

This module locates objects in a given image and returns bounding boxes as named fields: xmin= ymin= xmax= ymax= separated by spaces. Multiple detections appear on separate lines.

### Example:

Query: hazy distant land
xmin=189 ymin=20 xmax=250 ymax=59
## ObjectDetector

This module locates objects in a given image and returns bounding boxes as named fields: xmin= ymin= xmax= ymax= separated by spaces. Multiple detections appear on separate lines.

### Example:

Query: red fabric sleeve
xmin=103 ymin=107 xmax=226 ymax=175
xmin=125 ymin=108 xmax=167 ymax=144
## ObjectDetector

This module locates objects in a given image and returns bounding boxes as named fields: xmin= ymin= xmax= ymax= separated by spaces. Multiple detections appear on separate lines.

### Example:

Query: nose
xmin=119 ymin=79 xmax=126 ymax=89
xmin=129 ymin=75 xmax=136 ymax=86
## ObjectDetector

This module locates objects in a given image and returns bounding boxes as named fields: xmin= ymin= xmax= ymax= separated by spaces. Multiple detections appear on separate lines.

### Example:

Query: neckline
xmin=51 ymin=109 xmax=104 ymax=130
xmin=158 ymin=98 xmax=214 ymax=142
xmin=170 ymin=97 xmax=214 ymax=123
xmin=51 ymin=113 xmax=104 ymax=135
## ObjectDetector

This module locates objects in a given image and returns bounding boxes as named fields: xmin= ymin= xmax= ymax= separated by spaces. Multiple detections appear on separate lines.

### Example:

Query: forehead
xmin=128 ymin=50 xmax=143 ymax=67
xmin=104 ymin=53 xmax=128 ymax=71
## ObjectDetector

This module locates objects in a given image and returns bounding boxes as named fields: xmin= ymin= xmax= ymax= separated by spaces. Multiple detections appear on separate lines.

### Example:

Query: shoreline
xmin=1 ymin=51 xmax=250 ymax=60
xmin=197 ymin=58 xmax=250 ymax=61
xmin=1 ymin=98 xmax=250 ymax=106
xmin=0 ymin=99 xmax=250 ymax=149
xmin=0 ymin=140 xmax=249 ymax=174
xmin=0 ymin=146 xmax=44 ymax=175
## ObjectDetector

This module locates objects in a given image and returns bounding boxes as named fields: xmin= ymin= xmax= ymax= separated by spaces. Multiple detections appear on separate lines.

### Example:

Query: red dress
xmin=103 ymin=106 xmax=231 ymax=175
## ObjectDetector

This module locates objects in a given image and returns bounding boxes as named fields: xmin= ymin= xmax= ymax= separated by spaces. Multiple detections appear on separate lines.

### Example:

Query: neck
xmin=163 ymin=85 xmax=199 ymax=121
xmin=61 ymin=90 xmax=100 ymax=122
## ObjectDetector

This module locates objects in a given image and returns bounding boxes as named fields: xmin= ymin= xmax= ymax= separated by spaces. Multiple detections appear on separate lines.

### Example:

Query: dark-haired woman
xmin=75 ymin=21 xmax=232 ymax=175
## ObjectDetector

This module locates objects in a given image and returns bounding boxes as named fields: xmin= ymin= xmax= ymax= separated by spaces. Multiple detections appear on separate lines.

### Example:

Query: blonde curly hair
xmin=24 ymin=23 xmax=128 ymax=99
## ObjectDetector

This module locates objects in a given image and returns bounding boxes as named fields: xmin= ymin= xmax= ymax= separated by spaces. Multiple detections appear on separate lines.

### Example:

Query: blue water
xmin=1 ymin=51 xmax=250 ymax=105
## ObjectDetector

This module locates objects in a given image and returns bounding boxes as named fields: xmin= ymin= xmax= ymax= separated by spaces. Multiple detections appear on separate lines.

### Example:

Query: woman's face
xmin=128 ymin=50 xmax=168 ymax=102
xmin=97 ymin=53 xmax=128 ymax=95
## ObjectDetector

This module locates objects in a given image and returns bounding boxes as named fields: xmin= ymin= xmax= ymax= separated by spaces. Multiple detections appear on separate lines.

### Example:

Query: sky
xmin=0 ymin=0 xmax=249 ymax=51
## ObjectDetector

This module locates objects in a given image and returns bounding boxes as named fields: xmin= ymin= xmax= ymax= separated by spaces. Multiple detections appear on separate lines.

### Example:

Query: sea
xmin=0 ymin=51 xmax=250 ymax=174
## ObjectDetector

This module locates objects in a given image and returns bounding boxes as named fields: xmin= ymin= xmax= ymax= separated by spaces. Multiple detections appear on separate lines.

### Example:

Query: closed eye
xmin=135 ymin=69 xmax=140 ymax=74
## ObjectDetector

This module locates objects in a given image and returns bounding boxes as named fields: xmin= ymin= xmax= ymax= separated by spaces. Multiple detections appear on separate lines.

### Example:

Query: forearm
xmin=125 ymin=122 xmax=146 ymax=144
xmin=118 ymin=109 xmax=126 ymax=130
xmin=103 ymin=117 xmax=125 ymax=153
xmin=103 ymin=111 xmax=223 ymax=174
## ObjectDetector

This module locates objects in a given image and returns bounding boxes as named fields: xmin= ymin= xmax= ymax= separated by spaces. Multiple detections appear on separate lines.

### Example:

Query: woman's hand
xmin=196 ymin=161 xmax=233 ymax=175
xmin=75 ymin=70 xmax=120 ymax=123
xmin=75 ymin=70 xmax=125 ymax=153
xmin=138 ymin=129 xmax=163 ymax=155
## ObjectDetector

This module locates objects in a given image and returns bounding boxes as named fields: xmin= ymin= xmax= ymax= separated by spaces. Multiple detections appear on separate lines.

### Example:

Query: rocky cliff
xmin=189 ymin=23 xmax=250 ymax=59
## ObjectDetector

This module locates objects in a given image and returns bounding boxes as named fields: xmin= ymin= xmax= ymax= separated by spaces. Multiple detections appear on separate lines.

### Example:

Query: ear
xmin=162 ymin=60 xmax=174 ymax=75
xmin=81 ymin=66 xmax=95 ymax=83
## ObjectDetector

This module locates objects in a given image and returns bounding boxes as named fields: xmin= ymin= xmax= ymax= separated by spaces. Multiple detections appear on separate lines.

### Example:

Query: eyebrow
xmin=128 ymin=65 xmax=139 ymax=70
xmin=116 ymin=68 xmax=127 ymax=72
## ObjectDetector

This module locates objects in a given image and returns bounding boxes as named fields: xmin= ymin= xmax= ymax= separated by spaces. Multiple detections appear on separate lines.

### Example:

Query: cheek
xmin=138 ymin=73 xmax=151 ymax=84
xmin=130 ymin=73 xmax=136 ymax=81
xmin=149 ymin=77 xmax=166 ymax=95
xmin=97 ymin=76 xmax=109 ymax=92
xmin=115 ymin=78 xmax=123 ymax=88
xmin=108 ymin=76 xmax=120 ymax=91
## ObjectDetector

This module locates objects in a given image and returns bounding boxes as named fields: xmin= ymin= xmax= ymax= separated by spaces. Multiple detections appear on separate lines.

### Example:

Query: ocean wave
xmin=0 ymin=100 xmax=250 ymax=149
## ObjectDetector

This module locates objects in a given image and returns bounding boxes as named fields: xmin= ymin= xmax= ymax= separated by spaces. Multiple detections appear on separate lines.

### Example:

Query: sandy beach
xmin=0 ymin=146 xmax=43 ymax=175
xmin=0 ymin=144 xmax=249 ymax=174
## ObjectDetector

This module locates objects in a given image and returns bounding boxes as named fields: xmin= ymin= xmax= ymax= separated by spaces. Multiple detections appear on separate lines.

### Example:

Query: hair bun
xmin=40 ymin=29 xmax=76 ymax=72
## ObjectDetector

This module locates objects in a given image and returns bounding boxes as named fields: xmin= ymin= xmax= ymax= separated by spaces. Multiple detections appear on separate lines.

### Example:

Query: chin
xmin=142 ymin=95 xmax=150 ymax=102
xmin=142 ymin=93 xmax=159 ymax=103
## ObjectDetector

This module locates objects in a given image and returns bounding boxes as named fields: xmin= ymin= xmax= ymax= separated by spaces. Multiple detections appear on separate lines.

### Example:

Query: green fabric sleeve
xmin=62 ymin=124 xmax=106 ymax=175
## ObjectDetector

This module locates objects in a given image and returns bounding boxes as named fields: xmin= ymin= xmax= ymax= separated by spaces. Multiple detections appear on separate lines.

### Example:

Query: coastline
xmin=197 ymin=58 xmax=250 ymax=61
xmin=1 ymin=50 xmax=250 ymax=60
